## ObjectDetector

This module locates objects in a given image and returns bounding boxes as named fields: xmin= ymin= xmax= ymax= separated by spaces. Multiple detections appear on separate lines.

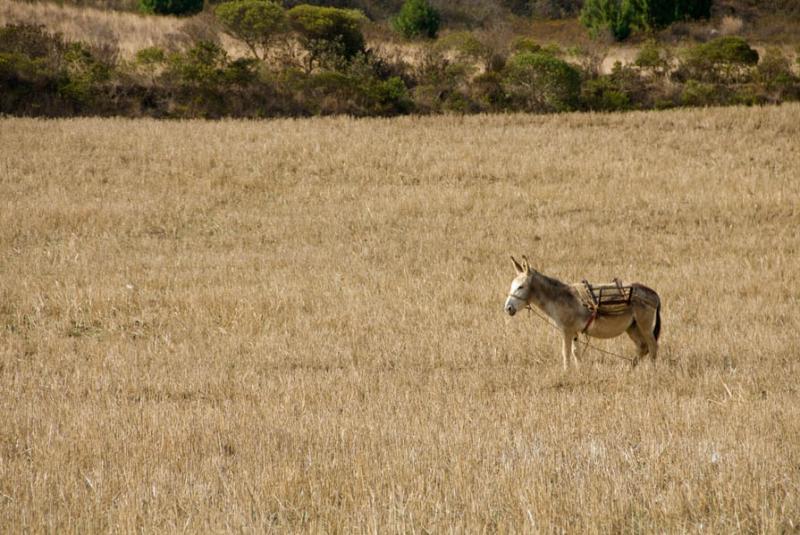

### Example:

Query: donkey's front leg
xmin=571 ymin=335 xmax=582 ymax=368
xmin=561 ymin=333 xmax=576 ymax=370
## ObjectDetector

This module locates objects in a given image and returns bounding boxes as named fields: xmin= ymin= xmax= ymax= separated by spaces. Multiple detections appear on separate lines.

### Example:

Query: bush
xmin=215 ymin=0 xmax=286 ymax=61
xmin=680 ymin=79 xmax=717 ymax=106
xmin=582 ymin=60 xmax=650 ymax=111
xmin=434 ymin=31 xmax=492 ymax=70
xmin=134 ymin=47 xmax=167 ymax=85
xmin=287 ymin=5 xmax=366 ymax=70
xmin=392 ymin=0 xmax=440 ymax=39
xmin=755 ymin=47 xmax=800 ymax=101
xmin=635 ymin=40 xmax=668 ymax=77
xmin=139 ymin=0 xmax=203 ymax=16
xmin=756 ymin=48 xmax=795 ymax=88
xmin=60 ymin=42 xmax=113 ymax=105
xmin=280 ymin=59 xmax=412 ymax=116
xmin=678 ymin=36 xmax=759 ymax=83
xmin=511 ymin=37 xmax=542 ymax=54
xmin=0 ymin=24 xmax=117 ymax=113
xmin=582 ymin=76 xmax=630 ymax=111
xmin=503 ymin=51 xmax=581 ymax=112
xmin=167 ymin=41 xmax=230 ymax=88
xmin=0 ymin=28 xmax=66 ymax=114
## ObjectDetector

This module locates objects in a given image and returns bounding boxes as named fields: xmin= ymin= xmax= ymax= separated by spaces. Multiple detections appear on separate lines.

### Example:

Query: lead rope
xmin=523 ymin=304 xmax=634 ymax=363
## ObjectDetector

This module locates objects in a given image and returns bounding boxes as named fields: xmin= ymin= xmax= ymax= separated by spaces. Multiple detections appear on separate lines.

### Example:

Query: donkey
xmin=504 ymin=256 xmax=661 ymax=369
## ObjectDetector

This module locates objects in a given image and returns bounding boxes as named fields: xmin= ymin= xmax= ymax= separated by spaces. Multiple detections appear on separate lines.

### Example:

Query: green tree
xmin=287 ymin=5 xmax=366 ymax=70
xmin=392 ymin=0 xmax=440 ymax=39
xmin=139 ymin=0 xmax=203 ymax=16
xmin=582 ymin=0 xmax=713 ymax=41
xmin=215 ymin=0 xmax=286 ymax=61
xmin=630 ymin=0 xmax=712 ymax=31
xmin=580 ymin=0 xmax=635 ymax=41
xmin=673 ymin=0 xmax=712 ymax=20
xmin=503 ymin=51 xmax=581 ymax=112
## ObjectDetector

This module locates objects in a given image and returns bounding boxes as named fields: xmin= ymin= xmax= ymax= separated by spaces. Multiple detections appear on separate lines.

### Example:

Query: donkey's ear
xmin=522 ymin=255 xmax=532 ymax=273
xmin=510 ymin=255 xmax=524 ymax=274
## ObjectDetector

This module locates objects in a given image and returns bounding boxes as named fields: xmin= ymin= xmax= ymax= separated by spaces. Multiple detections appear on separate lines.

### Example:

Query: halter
xmin=506 ymin=291 xmax=529 ymax=304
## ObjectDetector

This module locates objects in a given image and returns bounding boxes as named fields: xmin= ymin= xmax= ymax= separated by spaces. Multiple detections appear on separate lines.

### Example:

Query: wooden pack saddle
xmin=576 ymin=279 xmax=633 ymax=316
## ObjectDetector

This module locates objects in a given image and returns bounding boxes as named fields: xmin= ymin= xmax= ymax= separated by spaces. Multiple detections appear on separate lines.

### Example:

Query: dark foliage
xmin=139 ymin=0 xmax=204 ymax=16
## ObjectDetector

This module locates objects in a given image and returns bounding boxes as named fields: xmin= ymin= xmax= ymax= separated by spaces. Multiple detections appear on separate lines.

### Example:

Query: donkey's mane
xmin=528 ymin=269 xmax=576 ymax=307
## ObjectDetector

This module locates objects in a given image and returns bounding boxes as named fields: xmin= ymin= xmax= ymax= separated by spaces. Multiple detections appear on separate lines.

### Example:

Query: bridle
xmin=506 ymin=290 xmax=529 ymax=306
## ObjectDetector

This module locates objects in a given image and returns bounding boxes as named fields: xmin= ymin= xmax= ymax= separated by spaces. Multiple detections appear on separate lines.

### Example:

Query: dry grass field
xmin=1 ymin=104 xmax=800 ymax=532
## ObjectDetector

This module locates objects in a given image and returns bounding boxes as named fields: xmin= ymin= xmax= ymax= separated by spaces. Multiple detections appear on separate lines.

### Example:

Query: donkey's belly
xmin=588 ymin=313 xmax=633 ymax=338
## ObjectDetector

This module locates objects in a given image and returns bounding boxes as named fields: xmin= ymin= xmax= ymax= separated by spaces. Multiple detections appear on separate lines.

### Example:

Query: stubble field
xmin=1 ymin=105 xmax=799 ymax=532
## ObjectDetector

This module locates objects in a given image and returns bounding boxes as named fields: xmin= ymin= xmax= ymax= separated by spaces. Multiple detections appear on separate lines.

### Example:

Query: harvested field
xmin=1 ymin=105 xmax=799 ymax=531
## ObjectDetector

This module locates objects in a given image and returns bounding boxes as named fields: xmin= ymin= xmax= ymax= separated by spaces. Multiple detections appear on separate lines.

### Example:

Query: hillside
xmin=1 ymin=0 xmax=799 ymax=118
xmin=2 ymin=0 xmax=800 ymax=54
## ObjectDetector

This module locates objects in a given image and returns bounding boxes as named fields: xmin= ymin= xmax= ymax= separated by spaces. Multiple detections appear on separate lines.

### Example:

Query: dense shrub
xmin=410 ymin=46 xmax=470 ymax=113
xmin=677 ymin=36 xmax=759 ymax=83
xmin=0 ymin=25 xmax=67 ymax=114
xmin=392 ymin=0 xmax=440 ymax=39
xmin=756 ymin=48 xmax=795 ymax=87
xmin=511 ymin=37 xmax=542 ymax=54
xmin=279 ymin=57 xmax=412 ymax=116
xmin=0 ymin=24 xmax=116 ymax=113
xmin=134 ymin=47 xmax=166 ymax=85
xmin=215 ymin=0 xmax=286 ymax=60
xmin=139 ymin=0 xmax=203 ymax=16
xmin=434 ymin=31 xmax=492 ymax=70
xmin=634 ymin=39 xmax=668 ymax=77
xmin=582 ymin=76 xmax=630 ymax=110
xmin=287 ymin=5 xmax=366 ymax=70
xmin=279 ymin=1 xmax=403 ymax=20
xmin=755 ymin=47 xmax=800 ymax=101
xmin=503 ymin=51 xmax=581 ymax=112
xmin=680 ymin=79 xmax=718 ymax=106
xmin=164 ymin=40 xmax=270 ymax=116
xmin=60 ymin=42 xmax=113 ymax=105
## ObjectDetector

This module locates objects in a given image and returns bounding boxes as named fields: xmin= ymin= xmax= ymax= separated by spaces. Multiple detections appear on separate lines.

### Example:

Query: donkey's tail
xmin=653 ymin=302 xmax=661 ymax=341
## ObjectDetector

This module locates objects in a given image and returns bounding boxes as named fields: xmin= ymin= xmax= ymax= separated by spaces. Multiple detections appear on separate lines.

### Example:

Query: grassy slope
xmin=2 ymin=0 xmax=798 ymax=64
xmin=1 ymin=105 xmax=799 ymax=531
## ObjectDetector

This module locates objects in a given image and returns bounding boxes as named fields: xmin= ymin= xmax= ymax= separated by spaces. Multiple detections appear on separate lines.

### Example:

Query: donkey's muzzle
xmin=505 ymin=303 xmax=516 ymax=316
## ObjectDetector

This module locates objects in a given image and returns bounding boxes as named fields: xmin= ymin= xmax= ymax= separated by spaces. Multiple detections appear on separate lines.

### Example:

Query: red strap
xmin=583 ymin=308 xmax=598 ymax=333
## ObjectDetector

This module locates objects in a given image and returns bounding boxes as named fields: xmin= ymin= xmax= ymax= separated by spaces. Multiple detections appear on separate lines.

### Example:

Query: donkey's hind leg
xmin=626 ymin=323 xmax=649 ymax=367
xmin=633 ymin=310 xmax=658 ymax=365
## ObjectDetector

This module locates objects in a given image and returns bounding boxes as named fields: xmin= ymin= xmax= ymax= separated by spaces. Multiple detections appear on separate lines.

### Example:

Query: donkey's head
xmin=504 ymin=255 xmax=533 ymax=316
